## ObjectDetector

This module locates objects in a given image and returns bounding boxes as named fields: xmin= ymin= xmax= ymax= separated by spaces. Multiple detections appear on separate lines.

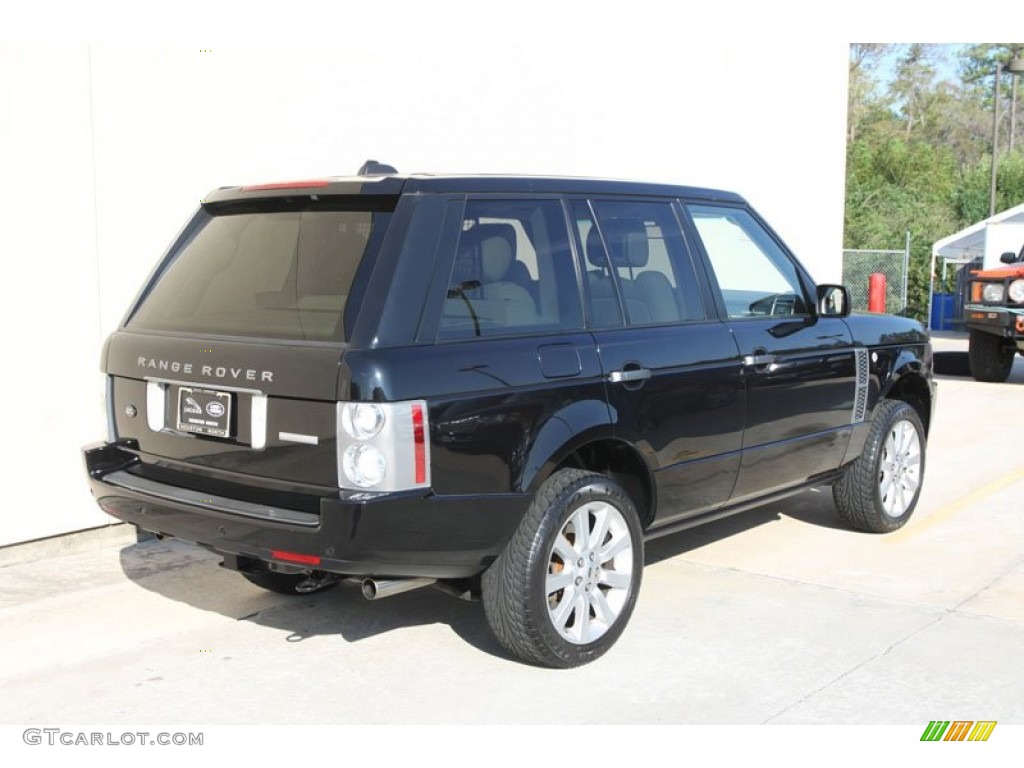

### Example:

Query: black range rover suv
xmin=84 ymin=165 xmax=935 ymax=667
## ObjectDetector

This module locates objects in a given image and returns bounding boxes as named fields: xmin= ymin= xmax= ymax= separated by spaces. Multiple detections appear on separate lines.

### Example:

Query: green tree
xmin=848 ymin=44 xmax=895 ymax=143
xmin=845 ymin=137 xmax=959 ymax=318
xmin=844 ymin=43 xmax=1024 ymax=321
xmin=890 ymin=44 xmax=941 ymax=138
xmin=959 ymin=44 xmax=1024 ymax=89
xmin=957 ymin=150 xmax=1024 ymax=223
xmin=960 ymin=43 xmax=1024 ymax=151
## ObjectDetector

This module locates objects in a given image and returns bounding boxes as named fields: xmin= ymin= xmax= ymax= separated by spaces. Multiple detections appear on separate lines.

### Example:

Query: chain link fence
xmin=842 ymin=237 xmax=910 ymax=314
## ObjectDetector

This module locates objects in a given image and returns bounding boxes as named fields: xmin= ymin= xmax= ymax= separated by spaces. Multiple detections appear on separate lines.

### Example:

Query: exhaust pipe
xmin=361 ymin=577 xmax=436 ymax=600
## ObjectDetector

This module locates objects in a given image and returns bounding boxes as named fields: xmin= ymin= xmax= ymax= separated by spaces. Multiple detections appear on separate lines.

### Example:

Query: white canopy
xmin=932 ymin=202 xmax=1024 ymax=261
xmin=928 ymin=203 xmax=1024 ymax=329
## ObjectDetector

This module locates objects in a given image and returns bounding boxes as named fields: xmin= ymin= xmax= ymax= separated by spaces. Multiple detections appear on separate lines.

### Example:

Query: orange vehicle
xmin=964 ymin=249 xmax=1024 ymax=382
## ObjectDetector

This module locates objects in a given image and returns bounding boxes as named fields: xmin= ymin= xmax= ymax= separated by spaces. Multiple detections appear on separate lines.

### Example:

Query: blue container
xmin=930 ymin=292 xmax=955 ymax=331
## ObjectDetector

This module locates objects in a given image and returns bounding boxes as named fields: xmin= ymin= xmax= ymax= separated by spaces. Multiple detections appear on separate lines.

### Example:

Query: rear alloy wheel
xmin=968 ymin=329 xmax=1015 ymax=382
xmin=483 ymin=469 xmax=643 ymax=668
xmin=833 ymin=399 xmax=926 ymax=533
xmin=546 ymin=499 xmax=635 ymax=645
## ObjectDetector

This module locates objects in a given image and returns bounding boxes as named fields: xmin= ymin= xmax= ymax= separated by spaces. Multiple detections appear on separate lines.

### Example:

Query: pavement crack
xmin=762 ymin=612 xmax=948 ymax=724
xmin=949 ymin=553 xmax=1023 ymax=613
xmin=761 ymin=553 xmax=1024 ymax=724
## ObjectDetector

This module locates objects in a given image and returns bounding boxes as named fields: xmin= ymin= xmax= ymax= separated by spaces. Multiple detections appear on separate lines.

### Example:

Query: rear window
xmin=127 ymin=199 xmax=394 ymax=342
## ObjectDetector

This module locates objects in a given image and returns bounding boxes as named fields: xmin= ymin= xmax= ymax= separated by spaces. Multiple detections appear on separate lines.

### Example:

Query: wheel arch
xmin=524 ymin=430 xmax=657 ymax=530
xmin=833 ymin=397 xmax=925 ymax=533
xmin=879 ymin=354 xmax=934 ymax=436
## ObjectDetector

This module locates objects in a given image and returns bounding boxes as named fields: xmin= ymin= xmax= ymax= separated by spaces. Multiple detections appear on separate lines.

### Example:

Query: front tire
xmin=968 ymin=329 xmax=1015 ymax=382
xmin=833 ymin=399 xmax=926 ymax=533
xmin=482 ymin=469 xmax=644 ymax=668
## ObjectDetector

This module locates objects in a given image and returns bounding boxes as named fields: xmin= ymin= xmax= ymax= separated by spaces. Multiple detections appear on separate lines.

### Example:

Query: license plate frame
xmin=176 ymin=386 xmax=232 ymax=438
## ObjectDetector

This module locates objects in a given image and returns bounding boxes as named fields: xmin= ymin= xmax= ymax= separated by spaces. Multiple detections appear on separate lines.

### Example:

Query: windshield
xmin=127 ymin=200 xmax=394 ymax=342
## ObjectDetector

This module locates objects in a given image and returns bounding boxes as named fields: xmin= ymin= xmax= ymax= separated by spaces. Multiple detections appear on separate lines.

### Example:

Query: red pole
xmin=868 ymin=273 xmax=887 ymax=313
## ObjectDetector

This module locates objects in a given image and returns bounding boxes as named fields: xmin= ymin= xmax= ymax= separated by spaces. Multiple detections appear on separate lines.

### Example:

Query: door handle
xmin=608 ymin=368 xmax=652 ymax=384
xmin=742 ymin=354 xmax=777 ymax=367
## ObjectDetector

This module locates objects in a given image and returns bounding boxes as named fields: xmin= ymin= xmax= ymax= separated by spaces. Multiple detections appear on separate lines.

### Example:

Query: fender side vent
xmin=852 ymin=348 xmax=869 ymax=423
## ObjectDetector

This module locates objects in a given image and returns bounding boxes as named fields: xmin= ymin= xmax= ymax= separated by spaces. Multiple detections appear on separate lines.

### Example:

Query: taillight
xmin=412 ymin=404 xmax=426 ymax=484
xmin=336 ymin=400 xmax=431 ymax=492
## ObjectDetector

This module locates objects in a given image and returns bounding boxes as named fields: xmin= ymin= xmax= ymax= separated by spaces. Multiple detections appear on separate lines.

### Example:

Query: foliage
xmin=845 ymin=43 xmax=1024 ymax=320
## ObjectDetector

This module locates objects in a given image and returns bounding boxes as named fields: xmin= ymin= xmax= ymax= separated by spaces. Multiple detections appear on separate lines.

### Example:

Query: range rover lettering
xmin=84 ymin=163 xmax=935 ymax=667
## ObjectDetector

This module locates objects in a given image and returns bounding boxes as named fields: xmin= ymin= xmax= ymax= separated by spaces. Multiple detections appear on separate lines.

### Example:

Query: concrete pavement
xmin=0 ymin=333 xmax=1021 ymax=724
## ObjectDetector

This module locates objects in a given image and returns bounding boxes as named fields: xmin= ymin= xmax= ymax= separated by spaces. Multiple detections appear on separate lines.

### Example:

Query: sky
xmin=873 ymin=43 xmax=969 ymax=89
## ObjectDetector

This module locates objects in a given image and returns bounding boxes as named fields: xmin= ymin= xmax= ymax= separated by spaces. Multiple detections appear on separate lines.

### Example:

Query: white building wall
xmin=0 ymin=45 xmax=112 ymax=545
xmin=0 ymin=35 xmax=849 ymax=547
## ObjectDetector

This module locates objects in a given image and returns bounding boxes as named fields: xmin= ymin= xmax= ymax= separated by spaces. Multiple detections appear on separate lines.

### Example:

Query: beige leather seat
xmin=442 ymin=223 xmax=538 ymax=334
xmin=585 ymin=226 xmax=629 ymax=325
xmin=476 ymin=226 xmax=537 ymax=326
xmin=588 ymin=219 xmax=681 ymax=325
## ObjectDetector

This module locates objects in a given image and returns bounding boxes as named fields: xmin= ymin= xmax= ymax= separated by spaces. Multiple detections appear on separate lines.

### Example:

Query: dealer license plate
xmin=176 ymin=387 xmax=232 ymax=438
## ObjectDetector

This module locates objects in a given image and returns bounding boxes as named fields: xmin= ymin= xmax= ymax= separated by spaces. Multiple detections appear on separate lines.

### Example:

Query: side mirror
xmin=1000 ymin=252 xmax=1018 ymax=264
xmin=817 ymin=284 xmax=851 ymax=318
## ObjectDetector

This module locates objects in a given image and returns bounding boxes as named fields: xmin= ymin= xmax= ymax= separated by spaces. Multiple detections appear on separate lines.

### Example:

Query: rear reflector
xmin=412 ymin=404 xmax=426 ymax=484
xmin=241 ymin=179 xmax=331 ymax=192
xmin=271 ymin=550 xmax=321 ymax=566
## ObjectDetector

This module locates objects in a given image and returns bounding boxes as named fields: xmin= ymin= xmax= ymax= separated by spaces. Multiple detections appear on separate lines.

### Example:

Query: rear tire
xmin=833 ymin=399 xmax=926 ymax=533
xmin=968 ymin=329 xmax=1015 ymax=382
xmin=482 ymin=469 xmax=643 ymax=668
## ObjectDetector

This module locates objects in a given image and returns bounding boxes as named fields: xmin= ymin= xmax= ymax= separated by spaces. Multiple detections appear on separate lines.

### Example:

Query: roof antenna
xmin=358 ymin=159 xmax=398 ymax=176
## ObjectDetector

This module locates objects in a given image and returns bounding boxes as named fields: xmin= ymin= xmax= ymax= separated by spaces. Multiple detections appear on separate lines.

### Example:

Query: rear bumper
xmin=84 ymin=443 xmax=525 ymax=579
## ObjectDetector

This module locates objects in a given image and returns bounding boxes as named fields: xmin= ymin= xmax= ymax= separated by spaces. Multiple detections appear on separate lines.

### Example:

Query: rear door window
xmin=578 ymin=200 xmax=705 ymax=327
xmin=127 ymin=199 xmax=394 ymax=342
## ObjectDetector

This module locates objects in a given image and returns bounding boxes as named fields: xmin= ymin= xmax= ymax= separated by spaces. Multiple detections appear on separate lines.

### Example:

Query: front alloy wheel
xmin=833 ymin=399 xmax=927 ymax=533
xmin=483 ymin=469 xmax=643 ymax=668
xmin=877 ymin=418 xmax=922 ymax=519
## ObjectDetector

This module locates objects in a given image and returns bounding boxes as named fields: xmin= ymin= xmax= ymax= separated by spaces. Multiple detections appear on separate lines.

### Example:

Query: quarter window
xmin=438 ymin=199 xmax=583 ymax=339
